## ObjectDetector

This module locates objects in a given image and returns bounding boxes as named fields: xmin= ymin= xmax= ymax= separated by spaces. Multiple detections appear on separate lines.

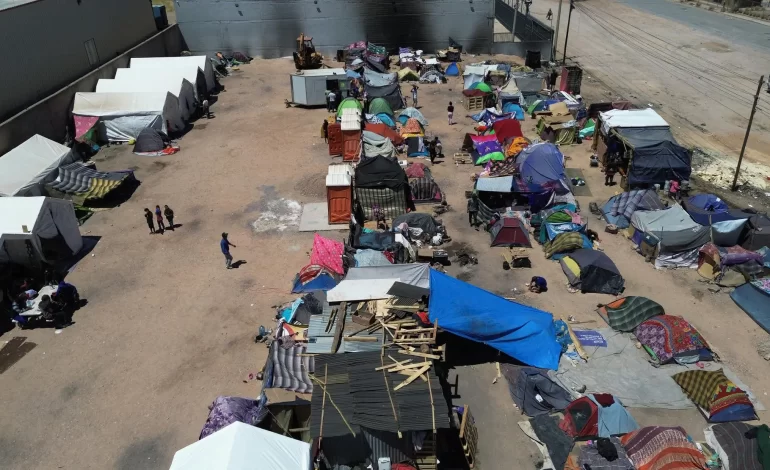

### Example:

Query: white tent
xmin=73 ymin=92 xmax=185 ymax=141
xmin=0 ymin=197 xmax=83 ymax=267
xmin=116 ymin=65 xmax=205 ymax=100
xmin=96 ymin=76 xmax=196 ymax=121
xmin=0 ymin=135 xmax=78 ymax=197
xmin=600 ymin=108 xmax=669 ymax=134
xmin=130 ymin=56 xmax=216 ymax=91
xmin=169 ymin=422 xmax=311 ymax=470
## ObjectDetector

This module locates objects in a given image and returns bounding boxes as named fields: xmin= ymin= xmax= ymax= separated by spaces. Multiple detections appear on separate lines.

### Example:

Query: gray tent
xmin=392 ymin=213 xmax=440 ymax=236
xmin=630 ymin=204 xmax=710 ymax=268
xmin=362 ymin=131 xmax=397 ymax=160
xmin=560 ymin=249 xmax=625 ymax=295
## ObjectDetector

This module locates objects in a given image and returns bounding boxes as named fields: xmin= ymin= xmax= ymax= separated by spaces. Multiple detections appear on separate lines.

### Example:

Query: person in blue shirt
xmin=220 ymin=232 xmax=236 ymax=269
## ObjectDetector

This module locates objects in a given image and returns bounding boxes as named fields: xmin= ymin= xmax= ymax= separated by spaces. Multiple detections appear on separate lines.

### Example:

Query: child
xmin=529 ymin=276 xmax=548 ymax=293
xmin=164 ymin=205 xmax=175 ymax=230
xmin=155 ymin=205 xmax=165 ymax=233
xmin=144 ymin=208 xmax=155 ymax=234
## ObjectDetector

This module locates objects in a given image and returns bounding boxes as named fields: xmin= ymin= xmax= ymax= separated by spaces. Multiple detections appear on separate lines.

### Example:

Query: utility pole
xmin=732 ymin=75 xmax=765 ymax=191
xmin=512 ymin=0 xmax=519 ymax=41
xmin=562 ymin=0 xmax=575 ymax=64
xmin=552 ymin=0 xmax=563 ymax=61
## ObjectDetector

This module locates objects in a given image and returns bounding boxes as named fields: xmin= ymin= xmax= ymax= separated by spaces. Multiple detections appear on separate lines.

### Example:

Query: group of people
xmin=144 ymin=205 xmax=175 ymax=234
xmin=11 ymin=279 xmax=80 ymax=329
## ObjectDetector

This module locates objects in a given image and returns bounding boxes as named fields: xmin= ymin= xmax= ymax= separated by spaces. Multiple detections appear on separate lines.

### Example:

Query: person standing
xmin=164 ymin=205 xmax=175 ymax=230
xmin=144 ymin=208 xmax=155 ymax=234
xmin=447 ymin=102 xmax=455 ymax=125
xmin=546 ymin=8 xmax=553 ymax=20
xmin=220 ymin=232 xmax=236 ymax=269
xmin=467 ymin=194 xmax=480 ymax=228
xmin=411 ymin=85 xmax=419 ymax=108
xmin=434 ymin=137 xmax=443 ymax=159
xmin=605 ymin=158 xmax=618 ymax=186
xmin=321 ymin=119 xmax=329 ymax=143
xmin=155 ymin=205 xmax=165 ymax=233
xmin=327 ymin=90 xmax=337 ymax=113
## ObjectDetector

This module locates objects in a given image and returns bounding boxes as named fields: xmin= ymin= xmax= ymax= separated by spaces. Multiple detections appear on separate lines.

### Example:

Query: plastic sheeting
xmin=631 ymin=204 xmax=710 ymax=254
xmin=516 ymin=143 xmax=569 ymax=192
xmin=711 ymin=219 xmax=749 ymax=247
xmin=130 ymin=55 xmax=216 ymax=91
xmin=600 ymin=108 xmax=668 ymax=134
xmin=343 ymin=264 xmax=431 ymax=288
xmin=399 ymin=107 xmax=428 ymax=126
xmin=362 ymin=131 xmax=397 ymax=160
xmin=0 ymin=135 xmax=78 ymax=197
xmin=428 ymin=270 xmax=561 ymax=369
xmin=169 ymin=421 xmax=311 ymax=470
xmin=96 ymin=75 xmax=196 ymax=120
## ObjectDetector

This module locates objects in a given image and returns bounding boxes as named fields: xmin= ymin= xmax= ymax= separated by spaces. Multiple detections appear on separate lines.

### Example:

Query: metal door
xmin=342 ymin=130 xmax=361 ymax=161
xmin=328 ymin=123 xmax=342 ymax=156
xmin=327 ymin=186 xmax=351 ymax=224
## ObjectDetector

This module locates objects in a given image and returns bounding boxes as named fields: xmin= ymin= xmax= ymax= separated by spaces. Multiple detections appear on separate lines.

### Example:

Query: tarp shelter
xmin=0 ymin=197 xmax=83 ymax=267
xmin=364 ymin=123 xmax=404 ymax=145
xmin=614 ymin=127 xmax=691 ymax=187
xmin=742 ymin=214 xmax=770 ymax=251
xmin=600 ymin=108 xmax=668 ymax=134
xmin=393 ymin=213 xmax=441 ymax=237
xmin=463 ymin=64 xmax=490 ymax=89
xmin=130 ymin=55 xmax=216 ymax=91
xmin=47 ymin=163 xmax=136 ymax=203
xmin=291 ymin=265 xmax=339 ymax=293
xmin=489 ymin=217 xmax=531 ymax=247
xmin=508 ymin=367 xmax=572 ymax=417
xmin=445 ymin=62 xmax=460 ymax=76
xmin=684 ymin=194 xmax=752 ymax=226
xmin=363 ymin=69 xmax=397 ymax=87
xmin=96 ymin=75 xmax=196 ymax=120
xmin=492 ymin=118 xmax=524 ymax=143
xmin=0 ymin=134 xmax=78 ymax=197
xmin=344 ymin=264 xmax=431 ymax=289
xmin=365 ymin=82 xmax=403 ymax=111
xmin=630 ymin=204 xmax=711 ymax=268
xmin=560 ymin=249 xmax=625 ymax=295
xmin=354 ymin=156 xmax=408 ymax=220
xmin=368 ymin=97 xmax=393 ymax=117
xmin=428 ymin=269 xmax=561 ymax=369
xmin=601 ymin=189 xmax=666 ymax=229
xmin=72 ymin=92 xmax=185 ymax=142
xmin=515 ymin=143 xmax=569 ymax=193
xmin=169 ymin=421 xmax=311 ymax=470
xmin=115 ymin=66 xmax=206 ymax=100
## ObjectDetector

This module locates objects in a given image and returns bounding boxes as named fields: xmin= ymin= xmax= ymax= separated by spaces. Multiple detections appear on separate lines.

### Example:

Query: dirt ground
xmin=2 ymin=53 xmax=770 ymax=469
xmin=534 ymin=0 xmax=770 ymax=192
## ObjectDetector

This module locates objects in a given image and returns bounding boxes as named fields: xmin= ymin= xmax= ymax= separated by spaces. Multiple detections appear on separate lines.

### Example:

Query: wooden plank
xmin=566 ymin=322 xmax=589 ymax=361
xmin=393 ymin=363 xmax=431 ymax=391
xmin=375 ymin=358 xmax=410 ymax=371
xmin=331 ymin=302 xmax=346 ymax=353
xmin=395 ymin=370 xmax=428 ymax=382
xmin=319 ymin=364 xmax=328 ymax=439
xmin=398 ymin=350 xmax=441 ymax=360
xmin=387 ymin=361 xmax=430 ymax=373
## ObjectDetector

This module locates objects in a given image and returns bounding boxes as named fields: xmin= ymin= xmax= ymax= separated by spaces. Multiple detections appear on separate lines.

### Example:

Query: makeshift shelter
xmin=516 ymin=143 xmax=569 ymax=193
xmin=115 ymin=65 xmax=206 ymax=101
xmin=472 ymin=139 xmax=505 ymax=165
xmin=0 ymin=197 xmax=83 ymax=268
xmin=445 ymin=62 xmax=459 ymax=76
xmin=429 ymin=269 xmax=561 ymax=369
xmin=399 ymin=107 xmax=428 ymax=127
xmin=597 ymin=296 xmax=665 ymax=332
xmin=95 ymin=75 xmax=196 ymax=120
xmin=0 ymin=134 xmax=79 ymax=197
xmin=397 ymin=68 xmax=420 ymax=81
xmin=502 ymin=102 xmax=526 ymax=120
xmin=601 ymin=189 xmax=666 ymax=229
xmin=133 ymin=128 xmax=179 ymax=156
xmin=362 ymin=131 xmax=397 ymax=159
xmin=367 ymin=97 xmax=393 ymax=117
xmin=72 ymin=92 xmax=185 ymax=142
xmin=508 ymin=367 xmax=572 ymax=417
xmin=489 ymin=217 xmax=531 ymax=247
xmin=291 ymin=265 xmax=339 ymax=293
xmin=620 ymin=427 xmax=707 ymax=469
xmin=560 ymin=249 xmax=625 ymax=295
xmin=130 ymin=55 xmax=216 ymax=91
xmin=363 ymin=69 xmax=397 ymax=87
xmin=635 ymin=315 xmax=712 ymax=365
xmin=400 ymin=118 xmax=424 ymax=137
xmin=409 ymin=175 xmax=443 ymax=204
xmin=336 ymin=97 xmax=363 ymax=119
xmin=684 ymin=194 xmax=735 ymax=225
xmin=630 ymin=204 xmax=711 ymax=268
xmin=47 ymin=163 xmax=136 ymax=204
xmin=705 ymin=422 xmax=764 ymax=470
xmin=309 ymin=233 xmax=344 ymax=274
xmin=742 ymin=213 xmax=770 ymax=251
xmin=731 ymin=280 xmax=770 ymax=333
xmin=169 ymin=422 xmax=311 ymax=470
xmin=354 ymin=156 xmax=409 ymax=220
xmin=365 ymin=82 xmax=403 ymax=111
xmin=492 ymin=118 xmax=524 ymax=143
xmin=405 ymin=136 xmax=429 ymax=157
xmin=697 ymin=243 xmax=764 ymax=285
xmin=559 ymin=394 xmax=639 ymax=438
xmin=672 ymin=369 xmax=756 ymax=422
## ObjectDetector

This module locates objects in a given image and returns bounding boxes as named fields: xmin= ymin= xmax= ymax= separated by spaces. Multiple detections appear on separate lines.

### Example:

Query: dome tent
xmin=445 ymin=62 xmax=460 ymax=76
xmin=368 ymin=97 xmax=393 ymax=117
xmin=336 ymin=97 xmax=363 ymax=118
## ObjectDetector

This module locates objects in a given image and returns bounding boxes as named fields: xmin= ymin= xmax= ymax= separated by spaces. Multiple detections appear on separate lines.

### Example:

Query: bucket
xmin=378 ymin=457 xmax=392 ymax=470
xmin=654 ymin=184 xmax=661 ymax=192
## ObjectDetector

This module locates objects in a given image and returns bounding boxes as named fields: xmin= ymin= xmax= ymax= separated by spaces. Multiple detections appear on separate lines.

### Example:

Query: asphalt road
xmin=616 ymin=0 xmax=770 ymax=51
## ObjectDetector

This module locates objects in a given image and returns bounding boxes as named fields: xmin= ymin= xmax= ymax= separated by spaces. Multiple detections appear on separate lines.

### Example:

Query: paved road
xmin=617 ymin=0 xmax=770 ymax=51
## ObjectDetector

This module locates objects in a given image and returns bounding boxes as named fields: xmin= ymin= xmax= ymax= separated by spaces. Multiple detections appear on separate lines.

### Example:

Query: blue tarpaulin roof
xmin=516 ymin=143 xmax=569 ymax=193
xmin=428 ymin=270 xmax=561 ymax=369
xmin=445 ymin=62 xmax=460 ymax=76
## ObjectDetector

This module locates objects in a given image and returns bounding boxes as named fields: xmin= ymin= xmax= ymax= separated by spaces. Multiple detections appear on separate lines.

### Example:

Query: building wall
xmin=175 ymin=0 xmax=495 ymax=58
xmin=0 ymin=25 xmax=187 ymax=157
xmin=0 ymin=0 xmax=157 ymax=122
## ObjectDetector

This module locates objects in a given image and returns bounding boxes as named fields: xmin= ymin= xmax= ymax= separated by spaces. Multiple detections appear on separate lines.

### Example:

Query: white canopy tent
xmin=169 ymin=422 xmax=311 ymax=470
xmin=73 ymin=92 xmax=185 ymax=142
xmin=115 ymin=65 xmax=206 ymax=100
xmin=0 ymin=135 xmax=78 ymax=197
xmin=96 ymin=76 xmax=196 ymax=120
xmin=0 ymin=197 xmax=83 ymax=267
xmin=130 ymin=56 xmax=216 ymax=91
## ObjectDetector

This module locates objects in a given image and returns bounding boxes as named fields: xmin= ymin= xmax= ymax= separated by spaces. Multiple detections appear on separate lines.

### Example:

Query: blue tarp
xmin=428 ymin=270 xmax=561 ymax=369
xmin=377 ymin=113 xmax=396 ymax=127
xmin=346 ymin=69 xmax=362 ymax=79
xmin=291 ymin=272 xmax=337 ymax=293
xmin=502 ymin=103 xmax=525 ymax=120
xmin=685 ymin=194 xmax=751 ymax=226
xmin=445 ymin=62 xmax=460 ymax=76
xmin=469 ymin=109 xmax=511 ymax=127
xmin=731 ymin=282 xmax=770 ymax=334
xmin=516 ymin=143 xmax=569 ymax=192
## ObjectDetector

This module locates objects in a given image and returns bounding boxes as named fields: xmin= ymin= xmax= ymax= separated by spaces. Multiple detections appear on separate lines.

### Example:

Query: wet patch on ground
xmin=247 ymin=186 xmax=302 ymax=233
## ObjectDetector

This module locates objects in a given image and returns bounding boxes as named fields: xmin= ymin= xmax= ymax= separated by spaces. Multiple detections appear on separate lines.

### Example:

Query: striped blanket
xmin=620 ymin=426 xmax=707 ymax=470
xmin=672 ymin=369 xmax=754 ymax=420
xmin=543 ymin=232 xmax=585 ymax=259
xmin=598 ymin=296 xmax=665 ymax=332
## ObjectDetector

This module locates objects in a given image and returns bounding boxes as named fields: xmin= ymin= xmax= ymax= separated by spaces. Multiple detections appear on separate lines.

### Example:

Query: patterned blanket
xmin=672 ymin=369 xmax=753 ymax=420
xmin=310 ymin=234 xmax=344 ymax=274
xmin=635 ymin=315 xmax=711 ymax=364
xmin=578 ymin=437 xmax=634 ymax=470
xmin=620 ymin=426 xmax=707 ymax=470
xmin=544 ymin=232 xmax=585 ymax=259
xmin=599 ymin=296 xmax=665 ymax=332
xmin=611 ymin=190 xmax=648 ymax=220
xmin=709 ymin=422 xmax=763 ymax=470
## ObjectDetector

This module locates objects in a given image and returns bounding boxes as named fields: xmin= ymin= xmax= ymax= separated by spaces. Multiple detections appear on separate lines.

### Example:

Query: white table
xmin=19 ymin=285 xmax=57 ymax=317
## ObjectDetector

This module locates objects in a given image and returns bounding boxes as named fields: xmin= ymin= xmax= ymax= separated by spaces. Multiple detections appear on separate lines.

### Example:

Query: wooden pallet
xmin=459 ymin=405 xmax=478 ymax=469
xmin=394 ymin=321 xmax=438 ymax=345
xmin=501 ymin=247 xmax=531 ymax=270
xmin=463 ymin=95 xmax=485 ymax=111
xmin=453 ymin=152 xmax=472 ymax=164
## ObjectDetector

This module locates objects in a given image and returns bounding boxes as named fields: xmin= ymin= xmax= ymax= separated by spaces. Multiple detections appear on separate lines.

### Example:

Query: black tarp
xmin=134 ymin=128 xmax=170 ymax=152
xmin=355 ymin=155 xmax=407 ymax=190
xmin=570 ymin=248 xmax=625 ymax=295
xmin=365 ymin=82 xmax=404 ymax=111
xmin=392 ymin=212 xmax=440 ymax=235
xmin=508 ymin=367 xmax=571 ymax=417
xmin=743 ymin=213 xmax=770 ymax=251
xmin=615 ymin=127 xmax=691 ymax=187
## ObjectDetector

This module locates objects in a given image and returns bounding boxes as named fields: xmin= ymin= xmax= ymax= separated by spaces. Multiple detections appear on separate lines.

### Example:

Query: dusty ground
xmin=534 ymin=0 xmax=770 ymax=192
xmin=2 ymin=54 xmax=770 ymax=470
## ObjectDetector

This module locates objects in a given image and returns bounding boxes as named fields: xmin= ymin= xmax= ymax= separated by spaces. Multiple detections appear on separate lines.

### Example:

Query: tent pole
xmin=732 ymin=75 xmax=765 ymax=191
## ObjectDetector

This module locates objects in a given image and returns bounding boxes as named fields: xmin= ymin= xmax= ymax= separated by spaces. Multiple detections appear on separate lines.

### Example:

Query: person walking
xmin=220 ymin=232 xmax=236 ymax=269
xmin=467 ymin=194 xmax=480 ymax=229
xmin=155 ymin=205 xmax=165 ymax=233
xmin=164 ymin=205 xmax=175 ymax=230
xmin=144 ymin=208 xmax=155 ymax=234
xmin=411 ymin=85 xmax=419 ymax=108
xmin=447 ymin=102 xmax=455 ymax=125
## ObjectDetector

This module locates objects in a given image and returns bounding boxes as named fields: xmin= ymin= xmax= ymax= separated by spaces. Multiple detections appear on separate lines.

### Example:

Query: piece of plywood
xmin=393 ymin=363 xmax=432 ymax=391
xmin=299 ymin=202 xmax=345 ymax=232
xmin=327 ymin=279 xmax=399 ymax=302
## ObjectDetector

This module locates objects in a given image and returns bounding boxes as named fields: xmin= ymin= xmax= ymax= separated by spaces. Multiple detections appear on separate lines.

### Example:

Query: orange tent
xmin=400 ymin=118 xmax=424 ymax=137
xmin=365 ymin=123 xmax=404 ymax=145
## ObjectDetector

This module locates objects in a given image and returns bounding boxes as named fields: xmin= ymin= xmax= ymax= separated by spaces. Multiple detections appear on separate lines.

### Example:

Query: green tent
xmin=336 ymin=97 xmax=363 ymax=118
xmin=470 ymin=82 xmax=493 ymax=93
xmin=368 ymin=97 xmax=394 ymax=117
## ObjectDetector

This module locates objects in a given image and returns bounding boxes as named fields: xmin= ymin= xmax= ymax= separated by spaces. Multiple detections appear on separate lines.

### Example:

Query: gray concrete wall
xmin=175 ymin=0 xmax=494 ymax=58
xmin=0 ymin=25 xmax=187 ymax=157
xmin=0 ymin=0 xmax=157 ymax=121
xmin=494 ymin=0 xmax=554 ymax=41
xmin=492 ymin=39 xmax=553 ymax=61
